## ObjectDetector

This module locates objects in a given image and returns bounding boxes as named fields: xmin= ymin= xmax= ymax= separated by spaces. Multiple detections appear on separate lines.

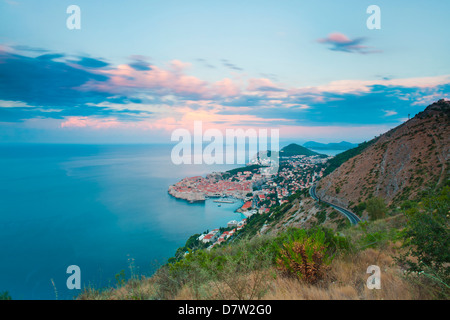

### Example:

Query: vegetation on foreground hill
xmin=0 ymin=291 xmax=12 ymax=300
xmin=397 ymin=185 xmax=450 ymax=293
xmin=365 ymin=196 xmax=388 ymax=220
xmin=77 ymin=182 xmax=449 ymax=300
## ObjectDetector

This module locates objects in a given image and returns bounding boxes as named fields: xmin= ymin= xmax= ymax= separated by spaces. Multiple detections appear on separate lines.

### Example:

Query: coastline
xmin=167 ymin=171 xmax=254 ymax=206
xmin=168 ymin=185 xmax=246 ymax=212
xmin=168 ymin=185 xmax=206 ymax=203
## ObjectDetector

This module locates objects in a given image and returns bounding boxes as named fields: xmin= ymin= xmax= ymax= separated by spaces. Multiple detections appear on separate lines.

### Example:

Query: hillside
xmin=78 ymin=183 xmax=450 ymax=300
xmin=280 ymin=143 xmax=326 ymax=157
xmin=75 ymin=100 xmax=450 ymax=301
xmin=321 ymin=140 xmax=377 ymax=177
xmin=316 ymin=99 xmax=450 ymax=212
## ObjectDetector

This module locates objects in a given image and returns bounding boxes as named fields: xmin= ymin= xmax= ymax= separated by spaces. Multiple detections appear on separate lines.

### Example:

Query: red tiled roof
xmin=241 ymin=201 xmax=252 ymax=210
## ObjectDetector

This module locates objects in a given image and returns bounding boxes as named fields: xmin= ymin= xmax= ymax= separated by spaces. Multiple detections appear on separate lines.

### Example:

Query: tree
xmin=398 ymin=186 xmax=450 ymax=293
xmin=366 ymin=197 xmax=387 ymax=220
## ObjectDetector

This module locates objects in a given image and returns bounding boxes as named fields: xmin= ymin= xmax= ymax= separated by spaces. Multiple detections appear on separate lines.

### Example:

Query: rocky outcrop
xmin=168 ymin=186 xmax=206 ymax=202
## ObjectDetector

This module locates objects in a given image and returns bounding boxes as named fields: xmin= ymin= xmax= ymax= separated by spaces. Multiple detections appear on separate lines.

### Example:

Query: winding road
xmin=309 ymin=184 xmax=361 ymax=225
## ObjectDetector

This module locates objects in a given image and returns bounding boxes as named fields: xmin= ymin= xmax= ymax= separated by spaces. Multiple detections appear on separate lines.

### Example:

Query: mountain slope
xmin=316 ymin=99 xmax=450 ymax=209
xmin=322 ymin=139 xmax=378 ymax=177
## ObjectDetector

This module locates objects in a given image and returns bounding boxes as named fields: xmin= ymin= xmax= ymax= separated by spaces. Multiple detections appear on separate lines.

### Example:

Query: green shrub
xmin=397 ymin=186 xmax=450 ymax=295
xmin=275 ymin=229 xmax=332 ymax=283
xmin=316 ymin=210 xmax=327 ymax=224
xmin=359 ymin=230 xmax=389 ymax=249
xmin=155 ymin=238 xmax=273 ymax=300
xmin=115 ymin=270 xmax=126 ymax=287
xmin=329 ymin=210 xmax=338 ymax=219
xmin=0 ymin=291 xmax=12 ymax=300
xmin=353 ymin=202 xmax=367 ymax=215
xmin=366 ymin=197 xmax=387 ymax=220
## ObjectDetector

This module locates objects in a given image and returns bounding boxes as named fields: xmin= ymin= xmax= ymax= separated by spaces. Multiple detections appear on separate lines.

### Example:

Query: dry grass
xmin=77 ymin=245 xmax=436 ymax=300
xmin=77 ymin=277 xmax=158 ymax=300
xmin=167 ymin=242 xmax=431 ymax=300
xmin=174 ymin=270 xmax=274 ymax=300
xmin=263 ymin=277 xmax=359 ymax=300
xmin=263 ymin=243 xmax=430 ymax=300
xmin=76 ymin=213 xmax=442 ymax=300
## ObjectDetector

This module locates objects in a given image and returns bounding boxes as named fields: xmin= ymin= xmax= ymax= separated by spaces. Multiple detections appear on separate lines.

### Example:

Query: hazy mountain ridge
xmin=303 ymin=141 xmax=358 ymax=150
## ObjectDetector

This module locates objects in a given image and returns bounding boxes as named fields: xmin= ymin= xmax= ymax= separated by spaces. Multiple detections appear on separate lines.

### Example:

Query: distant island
xmin=280 ymin=143 xmax=327 ymax=158
xmin=303 ymin=141 xmax=358 ymax=150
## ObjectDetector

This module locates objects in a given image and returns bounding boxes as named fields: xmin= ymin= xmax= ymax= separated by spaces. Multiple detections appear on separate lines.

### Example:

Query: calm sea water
xmin=0 ymin=144 xmax=245 ymax=300
xmin=309 ymin=149 xmax=346 ymax=156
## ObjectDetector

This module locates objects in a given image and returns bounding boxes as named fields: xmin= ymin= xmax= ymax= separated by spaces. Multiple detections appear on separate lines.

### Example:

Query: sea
xmin=0 ymin=144 xmax=247 ymax=300
xmin=309 ymin=149 xmax=345 ymax=156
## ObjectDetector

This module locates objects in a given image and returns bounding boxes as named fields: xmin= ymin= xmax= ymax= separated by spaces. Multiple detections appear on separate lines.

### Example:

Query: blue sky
xmin=0 ymin=0 xmax=449 ymax=143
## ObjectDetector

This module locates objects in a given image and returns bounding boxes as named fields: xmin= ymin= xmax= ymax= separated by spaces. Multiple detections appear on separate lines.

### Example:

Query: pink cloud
xmin=317 ymin=32 xmax=381 ymax=54
xmin=246 ymin=78 xmax=287 ymax=99
xmin=247 ymin=78 xmax=277 ymax=91
xmin=170 ymin=59 xmax=192 ymax=72
xmin=83 ymin=61 xmax=243 ymax=99
xmin=61 ymin=116 xmax=122 ymax=129
xmin=292 ymin=75 xmax=450 ymax=96
xmin=318 ymin=32 xmax=352 ymax=44
xmin=212 ymin=78 xmax=241 ymax=97
xmin=81 ymin=63 xmax=207 ymax=97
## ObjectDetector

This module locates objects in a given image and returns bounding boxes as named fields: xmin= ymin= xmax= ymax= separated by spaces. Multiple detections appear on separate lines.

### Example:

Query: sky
xmin=0 ymin=0 xmax=449 ymax=144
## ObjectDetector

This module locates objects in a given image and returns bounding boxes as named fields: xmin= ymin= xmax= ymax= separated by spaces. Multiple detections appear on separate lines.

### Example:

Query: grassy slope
xmin=77 ymin=183 xmax=449 ymax=300
xmin=77 ymin=213 xmax=441 ymax=300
